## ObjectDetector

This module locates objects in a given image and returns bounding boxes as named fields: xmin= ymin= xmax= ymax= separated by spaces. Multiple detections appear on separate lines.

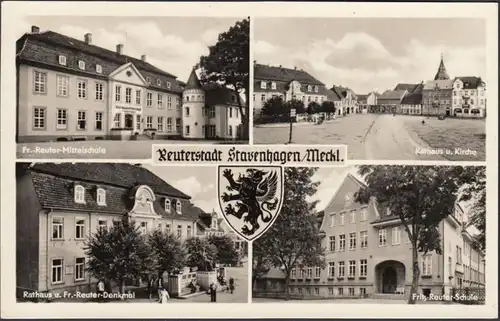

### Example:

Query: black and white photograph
xmin=252 ymin=166 xmax=486 ymax=305
xmin=15 ymin=16 xmax=250 ymax=159
xmin=252 ymin=18 xmax=487 ymax=161
xmin=16 ymin=163 xmax=249 ymax=303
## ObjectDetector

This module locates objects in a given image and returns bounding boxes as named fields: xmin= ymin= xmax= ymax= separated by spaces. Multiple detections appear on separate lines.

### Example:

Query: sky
xmin=15 ymin=16 xmax=243 ymax=82
xmin=254 ymin=18 xmax=486 ymax=94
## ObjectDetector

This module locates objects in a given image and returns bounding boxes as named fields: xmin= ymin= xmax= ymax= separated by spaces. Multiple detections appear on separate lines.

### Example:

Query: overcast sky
xmin=254 ymin=18 xmax=486 ymax=94
xmin=15 ymin=16 xmax=243 ymax=82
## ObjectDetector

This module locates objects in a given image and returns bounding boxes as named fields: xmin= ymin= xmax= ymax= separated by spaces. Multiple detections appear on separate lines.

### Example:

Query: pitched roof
xmin=16 ymin=30 xmax=183 ymax=93
xmin=202 ymin=83 xmax=242 ymax=107
xmin=185 ymin=68 xmax=203 ymax=90
xmin=454 ymin=77 xmax=485 ymax=89
xmin=357 ymin=94 xmax=368 ymax=102
xmin=30 ymin=163 xmax=191 ymax=199
xmin=423 ymin=79 xmax=453 ymax=90
xmin=378 ymin=90 xmax=407 ymax=100
xmin=434 ymin=55 xmax=450 ymax=80
xmin=394 ymin=83 xmax=420 ymax=93
xmin=254 ymin=63 xmax=324 ymax=85
xmin=401 ymin=92 xmax=423 ymax=105
xmin=326 ymin=89 xmax=341 ymax=101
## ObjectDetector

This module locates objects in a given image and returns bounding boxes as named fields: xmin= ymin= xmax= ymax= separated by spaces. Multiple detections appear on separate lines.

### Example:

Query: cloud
xmin=171 ymin=176 xmax=204 ymax=198
xmin=201 ymin=29 xmax=220 ymax=45
xmin=255 ymin=32 xmax=485 ymax=94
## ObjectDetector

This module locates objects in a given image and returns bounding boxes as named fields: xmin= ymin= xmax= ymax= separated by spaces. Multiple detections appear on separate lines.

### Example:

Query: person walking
xmin=96 ymin=279 xmax=105 ymax=302
xmin=147 ymin=278 xmax=155 ymax=300
xmin=209 ymin=282 xmax=217 ymax=302
xmin=159 ymin=288 xmax=170 ymax=304
xmin=229 ymin=277 xmax=235 ymax=294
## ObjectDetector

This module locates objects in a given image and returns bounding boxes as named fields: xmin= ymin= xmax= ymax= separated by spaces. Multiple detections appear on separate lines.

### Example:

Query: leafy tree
xmin=253 ymin=167 xmax=325 ymax=298
xmin=355 ymin=165 xmax=479 ymax=304
xmin=147 ymin=229 xmax=186 ymax=278
xmin=261 ymin=96 xmax=285 ymax=118
xmin=252 ymin=240 xmax=273 ymax=289
xmin=207 ymin=235 xmax=239 ymax=266
xmin=307 ymin=101 xmax=321 ymax=114
xmin=321 ymin=101 xmax=336 ymax=117
xmin=197 ymin=18 xmax=249 ymax=140
xmin=84 ymin=215 xmax=158 ymax=294
xmin=185 ymin=237 xmax=218 ymax=271
xmin=284 ymin=99 xmax=306 ymax=115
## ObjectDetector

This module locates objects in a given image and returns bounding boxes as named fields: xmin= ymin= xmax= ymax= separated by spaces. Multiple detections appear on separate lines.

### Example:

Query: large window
xmin=167 ymin=118 xmax=172 ymax=132
xmin=360 ymin=231 xmax=368 ymax=248
xmin=146 ymin=116 xmax=153 ymax=129
xmin=349 ymin=232 xmax=356 ymax=250
xmin=329 ymin=236 xmax=335 ymax=252
xmin=56 ymin=109 xmax=68 ymax=130
xmin=33 ymin=107 xmax=46 ymax=129
xmin=392 ymin=227 xmax=401 ymax=245
xmin=147 ymin=92 xmax=152 ymax=107
xmin=125 ymin=87 xmax=132 ymax=103
xmin=177 ymin=225 xmax=182 ymax=238
xmin=158 ymin=94 xmax=163 ymax=108
xmin=33 ymin=71 xmax=47 ymax=93
xmin=57 ymin=75 xmax=69 ymax=97
xmin=74 ymin=185 xmax=85 ymax=203
xmin=75 ymin=218 xmax=85 ymax=239
xmin=379 ymin=228 xmax=387 ymax=246
xmin=157 ymin=117 xmax=164 ymax=132
xmin=339 ymin=234 xmax=346 ymax=251
xmin=51 ymin=259 xmax=64 ymax=284
xmin=95 ymin=82 xmax=104 ymax=101
xmin=77 ymin=80 xmax=87 ymax=99
xmin=52 ymin=217 xmax=64 ymax=239
xmin=77 ymin=111 xmax=87 ymax=130
xmin=338 ymin=261 xmax=345 ymax=277
xmin=96 ymin=188 xmax=106 ymax=205
xmin=115 ymin=85 xmax=121 ymax=102
xmin=360 ymin=259 xmax=367 ymax=277
xmin=328 ymin=262 xmax=335 ymax=277
xmin=348 ymin=260 xmax=356 ymax=278
xmin=75 ymin=258 xmax=85 ymax=281
xmin=95 ymin=112 xmax=103 ymax=131
xmin=135 ymin=89 xmax=141 ymax=105
xmin=422 ymin=255 xmax=432 ymax=276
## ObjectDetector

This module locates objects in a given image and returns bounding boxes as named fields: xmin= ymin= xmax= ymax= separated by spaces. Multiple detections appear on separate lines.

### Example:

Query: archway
xmin=375 ymin=260 xmax=406 ymax=294
xmin=382 ymin=267 xmax=397 ymax=293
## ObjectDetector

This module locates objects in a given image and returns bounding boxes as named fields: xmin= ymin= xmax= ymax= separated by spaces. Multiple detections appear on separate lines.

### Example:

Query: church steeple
xmin=434 ymin=53 xmax=450 ymax=80
xmin=185 ymin=67 xmax=203 ymax=90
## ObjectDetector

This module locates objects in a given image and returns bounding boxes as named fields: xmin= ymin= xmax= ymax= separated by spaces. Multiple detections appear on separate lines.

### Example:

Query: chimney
xmin=31 ymin=26 xmax=40 ymax=33
xmin=116 ymin=44 xmax=123 ymax=55
xmin=294 ymin=66 xmax=297 ymax=70
xmin=84 ymin=33 xmax=92 ymax=45
xmin=141 ymin=55 xmax=147 ymax=62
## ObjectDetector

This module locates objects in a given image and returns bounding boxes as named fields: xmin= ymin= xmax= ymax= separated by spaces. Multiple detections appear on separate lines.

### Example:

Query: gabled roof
xmin=202 ymin=83 xmax=243 ymax=108
xmin=378 ymin=90 xmax=407 ymax=100
xmin=330 ymin=85 xmax=355 ymax=99
xmin=401 ymin=92 xmax=423 ymax=105
xmin=454 ymin=77 xmax=485 ymax=89
xmin=357 ymin=94 xmax=368 ymax=102
xmin=254 ymin=63 xmax=324 ymax=85
xmin=326 ymin=89 xmax=341 ymax=101
xmin=394 ymin=83 xmax=420 ymax=93
xmin=423 ymin=79 xmax=453 ymax=90
xmin=16 ymin=30 xmax=183 ymax=93
xmin=185 ymin=68 xmax=203 ymax=90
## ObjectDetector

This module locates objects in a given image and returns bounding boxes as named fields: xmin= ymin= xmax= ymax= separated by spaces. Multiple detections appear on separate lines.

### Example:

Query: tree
xmin=84 ymin=215 xmax=158 ymax=294
xmin=321 ymin=101 xmax=336 ymax=118
xmin=355 ymin=165 xmax=479 ymax=304
xmin=307 ymin=101 xmax=321 ymax=114
xmin=207 ymin=235 xmax=239 ymax=266
xmin=252 ymin=239 xmax=273 ymax=289
xmin=185 ymin=237 xmax=218 ymax=271
xmin=284 ymin=99 xmax=306 ymax=115
xmin=147 ymin=229 xmax=186 ymax=278
xmin=253 ymin=167 xmax=326 ymax=298
xmin=197 ymin=18 xmax=249 ymax=140
xmin=261 ymin=96 xmax=285 ymax=118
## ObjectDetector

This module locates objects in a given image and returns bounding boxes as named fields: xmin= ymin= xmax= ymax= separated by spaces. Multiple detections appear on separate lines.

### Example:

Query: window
xmin=167 ymin=118 xmax=172 ymax=132
xmin=51 ymin=259 xmax=64 ymax=284
xmin=187 ymin=226 xmax=192 ymax=238
xmin=260 ymin=94 xmax=266 ymax=102
xmin=456 ymin=246 xmax=462 ymax=264
xmin=56 ymin=109 xmax=68 ymax=130
xmin=360 ymin=288 xmax=366 ymax=296
xmin=176 ymin=200 xmax=182 ymax=214
xmin=167 ymin=81 xmax=171 ymax=89
xmin=165 ymin=224 xmax=171 ymax=234
xmin=360 ymin=208 xmax=367 ymax=221
xmin=96 ymin=64 xmax=102 ymax=74
xmin=140 ymin=222 xmax=148 ymax=234
xmin=328 ymin=262 xmax=335 ymax=277
xmin=176 ymin=97 xmax=181 ymax=109
xmin=330 ymin=214 xmax=335 ymax=227
xmin=96 ymin=188 xmax=106 ymax=205
xmin=146 ymin=116 xmax=153 ymax=129
xmin=348 ymin=288 xmax=355 ymax=296
xmin=339 ymin=213 xmax=345 ymax=225
xmin=58 ymin=55 xmax=67 ymax=65
xmin=125 ymin=87 xmax=132 ymax=103
xmin=165 ymin=199 xmax=171 ymax=212
xmin=306 ymin=267 xmax=312 ymax=279
xmin=177 ymin=225 xmax=182 ymax=238
xmin=33 ymin=71 xmax=47 ymax=94
xmin=185 ymin=107 xmax=190 ymax=117
xmin=325 ymin=236 xmax=335 ymax=252
xmin=314 ymin=267 xmax=321 ymax=279
xmin=315 ymin=288 xmax=320 ymax=296
xmin=235 ymin=108 xmax=239 ymax=118
xmin=307 ymin=85 xmax=312 ymax=92
xmin=135 ymin=90 xmax=141 ymax=105
xmin=157 ymin=117 xmax=164 ymax=132
xmin=349 ymin=232 xmax=356 ymax=250
xmin=392 ymin=227 xmax=401 ymax=245
xmin=77 ymin=111 xmax=87 ymax=130
xmin=75 ymin=257 xmax=85 ymax=281
xmin=185 ymin=125 xmax=190 ymax=136
xmin=448 ymin=256 xmax=452 ymax=276
xmin=339 ymin=234 xmax=346 ymax=251
xmin=271 ymin=82 xmax=276 ymax=90
xmin=422 ymin=255 xmax=432 ymax=276
xmin=157 ymin=94 xmax=163 ymax=108
xmin=75 ymin=218 xmax=85 ymax=239
xmin=260 ymin=81 xmax=266 ymax=89
xmin=157 ymin=79 xmax=161 ymax=86
xmin=56 ymin=75 xmax=69 ymax=97
xmin=75 ymin=185 xmax=85 ymax=203
xmin=360 ymin=231 xmax=368 ymax=249
xmin=33 ymin=107 xmax=46 ymax=129
xmin=360 ymin=259 xmax=367 ymax=277
xmin=113 ymin=113 xmax=121 ymax=128
xmin=338 ymin=288 xmax=344 ymax=296
xmin=338 ymin=261 xmax=345 ymax=277
xmin=95 ymin=112 xmax=103 ymax=131
xmin=146 ymin=77 xmax=151 ymax=84
xmin=176 ymin=118 xmax=181 ymax=132
xmin=147 ymin=92 xmax=153 ymax=107
xmin=167 ymin=96 xmax=172 ymax=109
xmin=52 ymin=217 xmax=64 ymax=239
xmin=229 ymin=107 xmax=233 ymax=118
xmin=78 ymin=60 xmax=86 ymax=70
xmin=209 ymin=107 xmax=216 ymax=118
xmin=95 ymin=82 xmax=104 ymax=101
xmin=228 ymin=125 xmax=233 ymax=137
xmin=98 ymin=219 xmax=107 ymax=231
xmin=348 ymin=260 xmax=356 ymax=278
xmin=379 ymin=229 xmax=387 ymax=246
xmin=115 ymin=85 xmax=121 ymax=102
xmin=349 ymin=210 xmax=356 ymax=223
xmin=77 ymin=80 xmax=87 ymax=99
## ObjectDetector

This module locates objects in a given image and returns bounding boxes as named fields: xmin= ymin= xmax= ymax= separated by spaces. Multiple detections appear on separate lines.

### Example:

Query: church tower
xmin=182 ymin=68 xmax=206 ymax=139
xmin=434 ymin=53 xmax=450 ymax=80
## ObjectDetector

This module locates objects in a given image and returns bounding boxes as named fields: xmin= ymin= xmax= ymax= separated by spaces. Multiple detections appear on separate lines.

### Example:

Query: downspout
xmin=46 ymin=210 xmax=51 ymax=292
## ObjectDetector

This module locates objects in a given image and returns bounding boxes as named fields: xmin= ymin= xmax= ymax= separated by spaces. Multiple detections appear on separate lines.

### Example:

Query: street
xmin=253 ymin=114 xmax=485 ymax=161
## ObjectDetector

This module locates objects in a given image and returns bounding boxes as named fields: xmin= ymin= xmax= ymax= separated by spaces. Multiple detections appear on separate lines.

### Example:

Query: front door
xmin=124 ymin=114 xmax=134 ymax=129
xmin=446 ymin=108 xmax=451 ymax=117
xmin=136 ymin=115 xmax=143 ymax=134
xmin=382 ymin=267 xmax=397 ymax=293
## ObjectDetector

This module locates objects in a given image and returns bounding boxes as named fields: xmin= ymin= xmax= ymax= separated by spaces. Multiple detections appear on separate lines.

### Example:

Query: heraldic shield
xmin=218 ymin=165 xmax=284 ymax=242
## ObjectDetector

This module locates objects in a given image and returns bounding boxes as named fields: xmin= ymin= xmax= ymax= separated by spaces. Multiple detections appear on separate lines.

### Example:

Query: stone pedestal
xmin=196 ymin=271 xmax=217 ymax=291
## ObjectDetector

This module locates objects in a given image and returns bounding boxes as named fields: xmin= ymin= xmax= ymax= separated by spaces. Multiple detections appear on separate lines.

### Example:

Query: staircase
xmin=135 ymin=134 xmax=152 ymax=141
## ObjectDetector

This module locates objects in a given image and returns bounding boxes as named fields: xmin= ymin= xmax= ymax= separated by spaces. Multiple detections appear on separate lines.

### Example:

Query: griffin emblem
xmin=218 ymin=166 xmax=284 ymax=241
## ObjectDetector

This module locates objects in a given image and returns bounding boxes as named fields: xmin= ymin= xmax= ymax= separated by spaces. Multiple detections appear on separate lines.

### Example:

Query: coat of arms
xmin=218 ymin=166 xmax=284 ymax=241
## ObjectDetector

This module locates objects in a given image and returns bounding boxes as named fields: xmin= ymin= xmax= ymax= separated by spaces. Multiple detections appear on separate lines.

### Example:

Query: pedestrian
xmin=229 ymin=277 xmax=235 ymax=294
xmin=96 ymin=279 xmax=105 ymax=302
xmin=147 ymin=278 xmax=155 ymax=300
xmin=209 ymin=282 xmax=217 ymax=302
xmin=159 ymin=288 xmax=170 ymax=304
xmin=157 ymin=277 xmax=163 ymax=302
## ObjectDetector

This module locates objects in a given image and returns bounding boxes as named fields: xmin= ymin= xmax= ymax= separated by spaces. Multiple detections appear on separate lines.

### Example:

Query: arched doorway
xmin=382 ymin=267 xmax=397 ymax=293
xmin=375 ymin=260 xmax=406 ymax=294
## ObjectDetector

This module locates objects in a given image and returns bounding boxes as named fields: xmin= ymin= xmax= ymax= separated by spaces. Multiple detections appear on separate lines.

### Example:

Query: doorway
xmin=382 ymin=267 xmax=397 ymax=293
xmin=446 ymin=108 xmax=451 ymax=117
xmin=125 ymin=114 xmax=133 ymax=129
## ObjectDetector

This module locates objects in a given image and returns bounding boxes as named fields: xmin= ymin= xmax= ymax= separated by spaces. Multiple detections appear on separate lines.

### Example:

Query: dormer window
xmin=165 ymin=199 xmax=171 ymax=212
xmin=176 ymin=200 xmax=182 ymax=214
xmin=58 ymin=55 xmax=67 ymax=66
xmin=307 ymin=85 xmax=312 ymax=92
xmin=146 ymin=77 xmax=151 ymax=84
xmin=157 ymin=79 xmax=161 ymax=86
xmin=96 ymin=64 xmax=102 ymax=74
xmin=78 ymin=60 xmax=86 ymax=70
xmin=96 ymin=188 xmax=106 ymax=206
xmin=167 ymin=82 xmax=171 ymax=89
xmin=261 ymin=81 xmax=267 ymax=89
xmin=74 ymin=185 xmax=85 ymax=204
xmin=271 ymin=82 xmax=276 ymax=90
xmin=314 ymin=86 xmax=319 ymax=93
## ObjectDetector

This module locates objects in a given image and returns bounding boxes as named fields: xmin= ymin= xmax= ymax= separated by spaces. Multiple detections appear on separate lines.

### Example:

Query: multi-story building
xmin=16 ymin=26 xmax=242 ymax=142
xmin=422 ymin=55 xmax=453 ymax=116
xmin=399 ymin=83 xmax=424 ymax=115
xmin=376 ymin=90 xmax=407 ymax=114
xmin=254 ymin=173 xmax=485 ymax=299
xmin=357 ymin=92 xmax=378 ymax=114
xmin=16 ymin=163 xmax=242 ymax=296
xmin=451 ymin=77 xmax=487 ymax=118
xmin=253 ymin=62 xmax=333 ymax=116
xmin=330 ymin=86 xmax=359 ymax=115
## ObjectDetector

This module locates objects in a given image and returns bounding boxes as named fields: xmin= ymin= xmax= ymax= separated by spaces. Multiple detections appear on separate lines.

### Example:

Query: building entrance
xmin=382 ymin=267 xmax=397 ymax=293
xmin=125 ymin=114 xmax=134 ymax=129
